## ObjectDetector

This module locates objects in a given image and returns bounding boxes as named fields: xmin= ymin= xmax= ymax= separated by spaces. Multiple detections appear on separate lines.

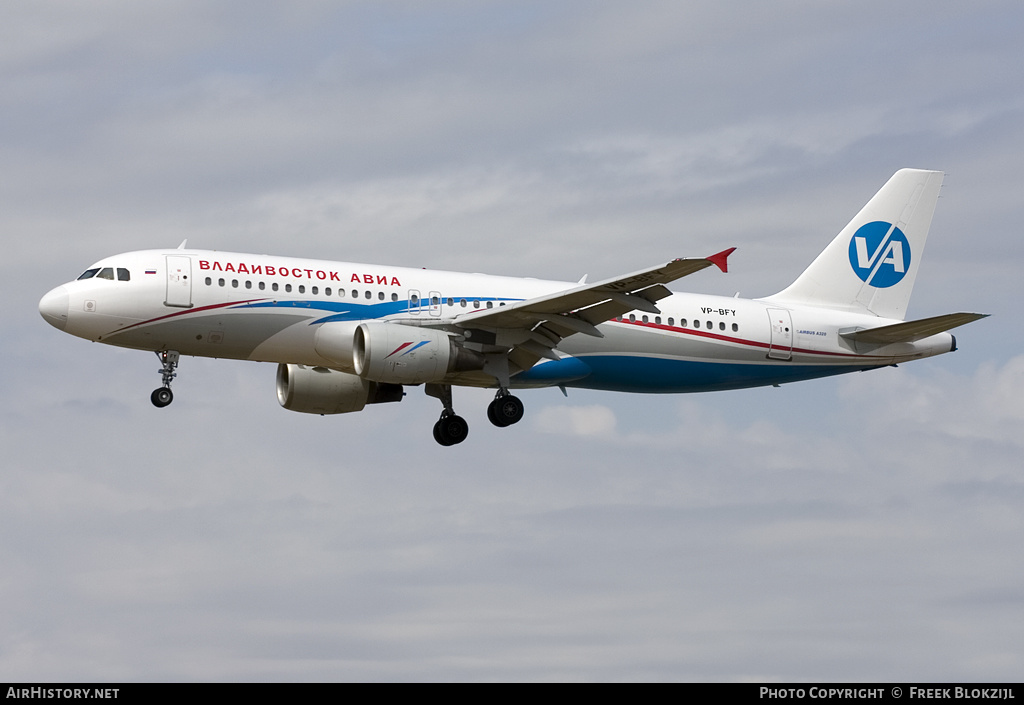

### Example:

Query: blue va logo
xmin=848 ymin=221 xmax=911 ymax=288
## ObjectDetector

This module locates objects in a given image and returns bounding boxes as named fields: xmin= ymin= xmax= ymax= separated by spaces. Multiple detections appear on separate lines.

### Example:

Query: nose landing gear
xmin=151 ymin=350 xmax=179 ymax=408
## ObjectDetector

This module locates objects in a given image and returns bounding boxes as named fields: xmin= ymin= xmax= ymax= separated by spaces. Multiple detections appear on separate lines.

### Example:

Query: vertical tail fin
xmin=767 ymin=169 xmax=944 ymax=320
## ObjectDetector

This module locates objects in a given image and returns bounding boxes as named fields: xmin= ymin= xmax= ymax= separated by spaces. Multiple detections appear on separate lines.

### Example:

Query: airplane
xmin=39 ymin=169 xmax=987 ymax=446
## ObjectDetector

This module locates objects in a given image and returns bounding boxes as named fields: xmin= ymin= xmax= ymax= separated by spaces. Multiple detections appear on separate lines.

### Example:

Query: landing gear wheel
xmin=151 ymin=387 xmax=173 ymax=408
xmin=433 ymin=414 xmax=469 ymax=446
xmin=487 ymin=394 xmax=524 ymax=427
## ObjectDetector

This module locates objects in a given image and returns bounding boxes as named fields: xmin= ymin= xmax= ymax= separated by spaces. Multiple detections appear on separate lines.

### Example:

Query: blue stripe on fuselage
xmin=514 ymin=355 xmax=875 ymax=393
xmin=242 ymin=297 xmax=522 ymax=325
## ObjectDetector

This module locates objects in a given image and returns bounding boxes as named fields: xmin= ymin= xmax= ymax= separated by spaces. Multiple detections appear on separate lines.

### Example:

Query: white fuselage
xmin=39 ymin=248 xmax=956 ymax=393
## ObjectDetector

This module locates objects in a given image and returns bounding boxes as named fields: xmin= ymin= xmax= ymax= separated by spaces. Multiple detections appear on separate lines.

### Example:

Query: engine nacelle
xmin=313 ymin=321 xmax=361 ymax=373
xmin=354 ymin=322 xmax=481 ymax=384
xmin=276 ymin=363 xmax=402 ymax=415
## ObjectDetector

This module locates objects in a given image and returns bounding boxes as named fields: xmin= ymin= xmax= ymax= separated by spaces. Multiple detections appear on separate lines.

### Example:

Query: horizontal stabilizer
xmin=840 ymin=312 xmax=988 ymax=345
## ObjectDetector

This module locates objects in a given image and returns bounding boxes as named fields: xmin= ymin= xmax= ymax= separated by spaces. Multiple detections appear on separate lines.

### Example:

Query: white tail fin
xmin=767 ymin=169 xmax=944 ymax=320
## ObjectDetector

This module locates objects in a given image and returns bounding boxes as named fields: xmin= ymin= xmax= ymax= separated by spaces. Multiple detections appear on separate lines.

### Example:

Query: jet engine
xmin=353 ymin=322 xmax=484 ymax=384
xmin=276 ymin=363 xmax=402 ymax=415
xmin=313 ymin=321 xmax=361 ymax=374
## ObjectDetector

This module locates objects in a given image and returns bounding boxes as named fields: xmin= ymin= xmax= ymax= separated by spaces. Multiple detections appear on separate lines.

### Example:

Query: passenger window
xmin=706 ymin=321 xmax=712 ymax=330
xmin=642 ymin=315 xmax=648 ymax=323
xmin=732 ymin=323 xmax=738 ymax=332
xmin=391 ymin=293 xmax=398 ymax=302
xmin=680 ymin=319 xmax=687 ymax=327
xmin=218 ymin=278 xmax=225 ymax=287
xmin=97 ymin=268 xmax=115 ymax=280
xmin=205 ymin=277 xmax=212 ymax=286
xmin=487 ymin=301 xmax=493 ymax=309
xmin=655 ymin=316 xmax=661 ymax=324
xmin=298 ymin=285 xmax=305 ymax=294
xmin=285 ymin=284 xmax=292 ymax=293
xmin=693 ymin=319 xmax=700 ymax=328
xmin=378 ymin=292 xmax=385 ymax=300
xmin=629 ymin=314 xmax=636 ymax=322
xmin=460 ymin=298 xmax=467 ymax=307
xmin=352 ymin=289 xmax=359 ymax=298
xmin=245 ymin=281 xmax=252 ymax=289
xmin=719 ymin=322 xmax=725 ymax=331
xmin=77 ymin=268 xmax=100 ymax=280
xmin=259 ymin=282 xmax=265 ymax=291
xmin=311 ymin=286 xmax=318 ymax=295
xmin=447 ymin=297 xmax=454 ymax=306
xmin=232 ymin=280 xmax=238 ymax=288
xmin=365 ymin=291 xmax=371 ymax=299
xmin=432 ymin=296 xmax=440 ymax=306
xmin=117 ymin=268 xmax=130 ymax=281
xmin=668 ymin=317 xmax=674 ymax=326
xmin=325 ymin=287 xmax=331 ymax=296
xmin=272 ymin=283 xmax=279 ymax=292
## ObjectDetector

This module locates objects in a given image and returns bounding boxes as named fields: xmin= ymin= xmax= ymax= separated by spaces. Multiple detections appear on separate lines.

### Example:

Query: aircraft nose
xmin=39 ymin=286 xmax=69 ymax=331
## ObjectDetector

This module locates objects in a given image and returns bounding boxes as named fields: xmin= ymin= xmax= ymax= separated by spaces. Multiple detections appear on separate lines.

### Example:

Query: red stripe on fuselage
xmin=614 ymin=319 xmax=884 ymax=360
xmin=115 ymin=299 xmax=263 ymax=333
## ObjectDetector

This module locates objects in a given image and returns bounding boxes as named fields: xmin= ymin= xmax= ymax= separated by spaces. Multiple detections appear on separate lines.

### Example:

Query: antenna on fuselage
xmin=177 ymin=239 xmax=188 ymax=250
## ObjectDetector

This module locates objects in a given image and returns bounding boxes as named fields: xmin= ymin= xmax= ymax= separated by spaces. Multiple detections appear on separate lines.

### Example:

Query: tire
xmin=151 ymin=387 xmax=173 ymax=408
xmin=488 ymin=395 xmax=524 ymax=427
xmin=433 ymin=419 xmax=454 ymax=446
xmin=435 ymin=414 xmax=469 ymax=445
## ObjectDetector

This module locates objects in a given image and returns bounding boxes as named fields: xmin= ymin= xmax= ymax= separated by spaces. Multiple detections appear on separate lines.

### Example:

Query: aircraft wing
xmin=839 ymin=312 xmax=989 ymax=345
xmin=448 ymin=248 xmax=735 ymax=371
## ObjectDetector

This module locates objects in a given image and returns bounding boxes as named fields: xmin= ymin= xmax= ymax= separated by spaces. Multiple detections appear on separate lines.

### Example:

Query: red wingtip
xmin=706 ymin=247 xmax=736 ymax=273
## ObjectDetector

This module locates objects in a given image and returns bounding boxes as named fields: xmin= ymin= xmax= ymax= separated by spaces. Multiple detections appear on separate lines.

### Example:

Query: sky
xmin=2 ymin=0 xmax=1023 ymax=682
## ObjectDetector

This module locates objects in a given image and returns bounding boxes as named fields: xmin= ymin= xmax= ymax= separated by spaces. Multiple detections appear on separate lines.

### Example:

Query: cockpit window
xmin=77 ymin=268 xmax=100 ymax=280
xmin=96 ymin=268 xmax=115 ymax=280
xmin=117 ymin=268 xmax=130 ymax=281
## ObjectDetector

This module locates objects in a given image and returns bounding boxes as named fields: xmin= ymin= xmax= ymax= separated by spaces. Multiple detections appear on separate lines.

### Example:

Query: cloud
xmin=533 ymin=403 xmax=618 ymax=437
xmin=840 ymin=355 xmax=1024 ymax=445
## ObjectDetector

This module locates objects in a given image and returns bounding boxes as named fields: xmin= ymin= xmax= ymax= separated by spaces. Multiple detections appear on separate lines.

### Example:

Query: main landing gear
xmin=487 ymin=390 xmax=524 ymax=428
xmin=427 ymin=383 xmax=468 ymax=446
xmin=426 ymin=384 xmax=524 ymax=446
xmin=151 ymin=350 xmax=179 ymax=408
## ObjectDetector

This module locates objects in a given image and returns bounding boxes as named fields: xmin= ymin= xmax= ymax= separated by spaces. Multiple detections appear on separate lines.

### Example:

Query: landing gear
xmin=433 ymin=412 xmax=470 ymax=446
xmin=151 ymin=350 xmax=179 ymax=408
xmin=487 ymin=391 xmax=524 ymax=427
xmin=424 ymin=382 xmax=524 ymax=446
xmin=426 ymin=383 xmax=469 ymax=446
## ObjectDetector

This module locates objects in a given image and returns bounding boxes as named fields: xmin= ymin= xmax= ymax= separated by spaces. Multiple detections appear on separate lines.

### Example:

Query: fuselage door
xmin=767 ymin=308 xmax=793 ymax=360
xmin=428 ymin=290 xmax=442 ymax=317
xmin=165 ymin=255 xmax=193 ymax=308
